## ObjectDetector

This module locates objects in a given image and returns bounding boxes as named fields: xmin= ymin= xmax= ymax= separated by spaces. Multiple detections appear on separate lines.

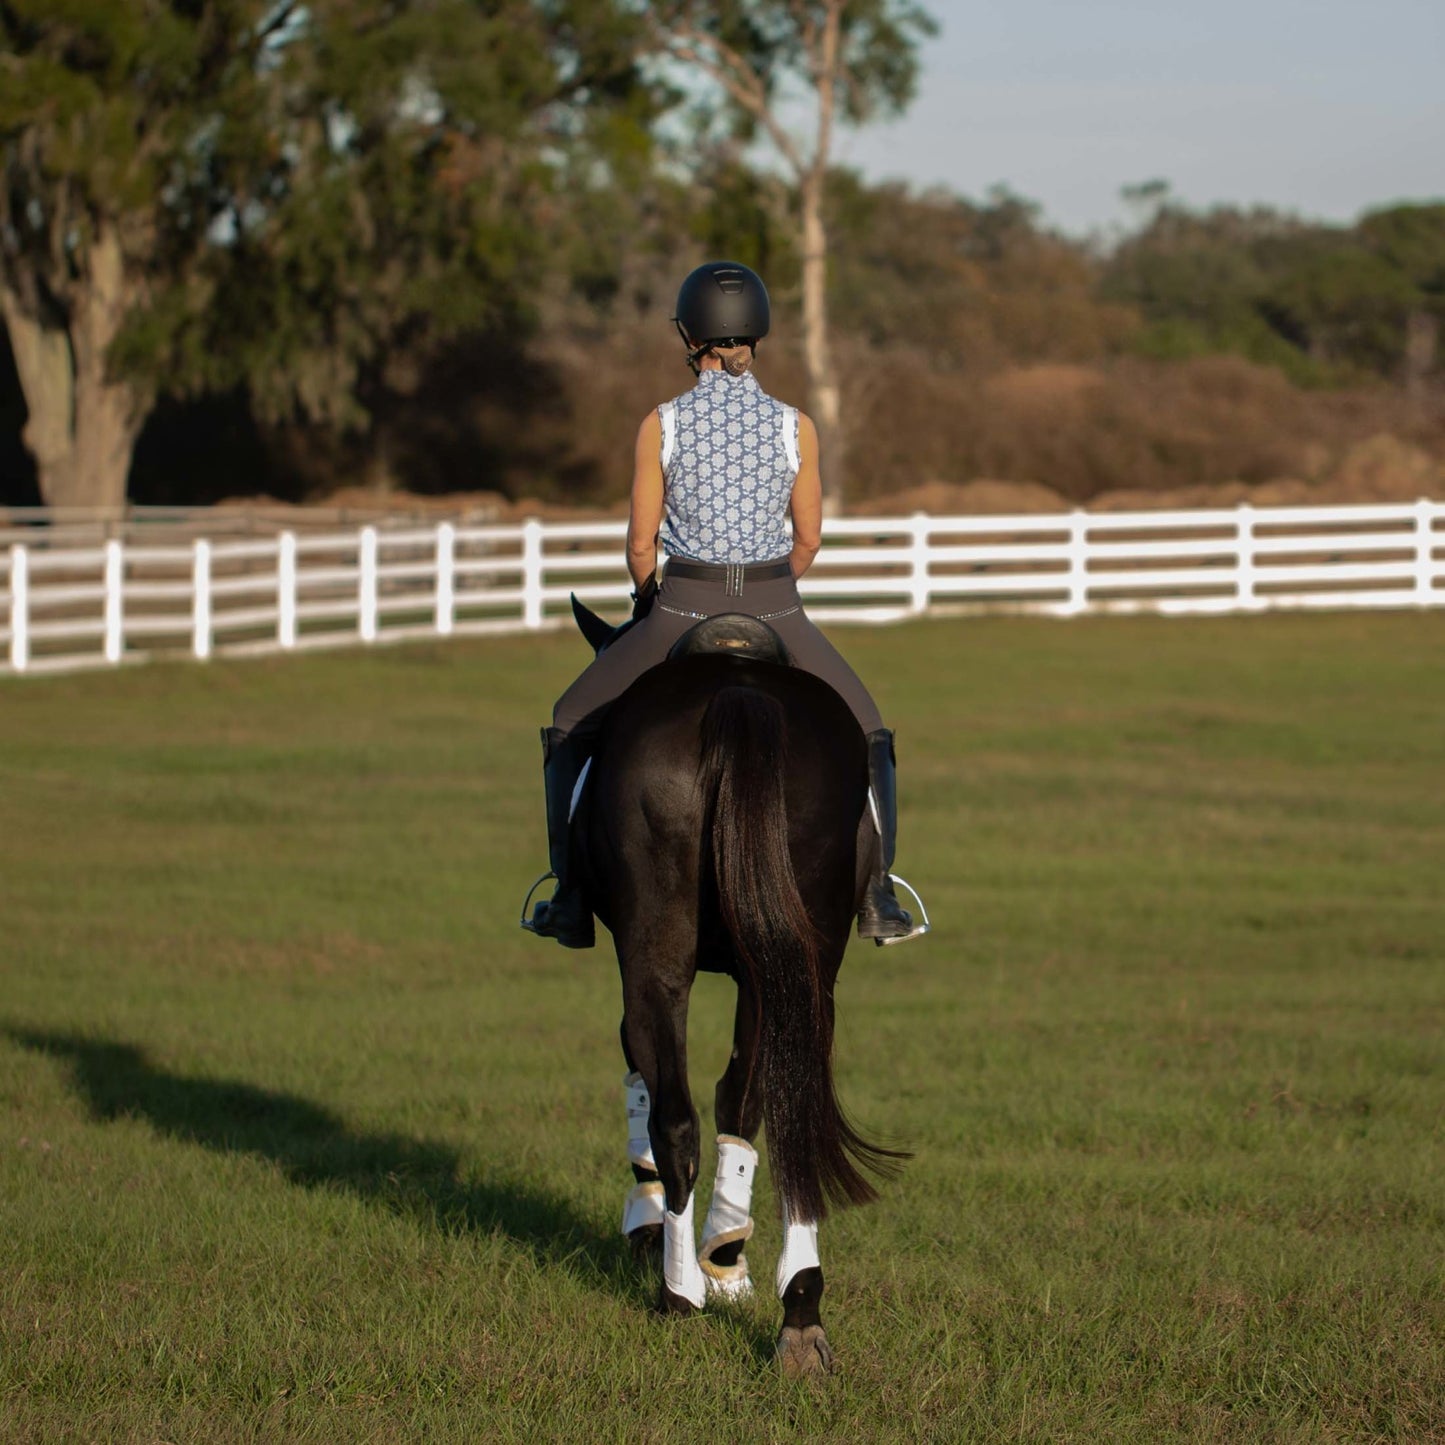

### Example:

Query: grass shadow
xmin=6 ymin=1025 xmax=664 ymax=1314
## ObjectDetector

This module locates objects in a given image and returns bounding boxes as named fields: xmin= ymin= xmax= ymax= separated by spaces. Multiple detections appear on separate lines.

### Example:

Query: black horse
xmin=565 ymin=603 xmax=906 ymax=1377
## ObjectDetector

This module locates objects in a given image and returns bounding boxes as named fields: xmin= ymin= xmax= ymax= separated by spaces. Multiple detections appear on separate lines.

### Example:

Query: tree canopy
xmin=1 ymin=0 xmax=662 ymax=504
xmin=1 ymin=5 xmax=1442 ymax=512
xmin=1102 ymin=195 xmax=1445 ymax=386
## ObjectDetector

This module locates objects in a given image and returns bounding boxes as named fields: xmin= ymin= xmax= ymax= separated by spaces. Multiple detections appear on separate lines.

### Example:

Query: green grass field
xmin=2 ymin=613 xmax=1443 ymax=1443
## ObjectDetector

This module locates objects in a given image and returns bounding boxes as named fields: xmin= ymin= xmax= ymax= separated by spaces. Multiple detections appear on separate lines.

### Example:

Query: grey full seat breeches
xmin=553 ymin=564 xmax=884 ymax=738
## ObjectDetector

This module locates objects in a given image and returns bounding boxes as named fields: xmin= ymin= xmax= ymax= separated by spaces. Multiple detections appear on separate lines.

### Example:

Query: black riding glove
xmin=631 ymin=572 xmax=658 ymax=621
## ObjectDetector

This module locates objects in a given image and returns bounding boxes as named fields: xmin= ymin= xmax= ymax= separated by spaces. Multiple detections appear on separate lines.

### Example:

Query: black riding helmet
xmin=673 ymin=261 xmax=771 ymax=373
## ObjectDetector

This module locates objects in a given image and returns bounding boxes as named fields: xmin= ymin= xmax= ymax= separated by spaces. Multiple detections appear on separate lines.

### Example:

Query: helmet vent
xmin=714 ymin=269 xmax=746 ymax=295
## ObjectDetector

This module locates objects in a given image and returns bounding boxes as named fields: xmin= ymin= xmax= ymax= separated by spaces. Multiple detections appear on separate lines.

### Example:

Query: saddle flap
xmin=666 ymin=613 xmax=792 ymax=667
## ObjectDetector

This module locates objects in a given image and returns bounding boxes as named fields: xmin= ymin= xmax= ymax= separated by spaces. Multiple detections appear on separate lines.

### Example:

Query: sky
xmin=825 ymin=0 xmax=1445 ymax=238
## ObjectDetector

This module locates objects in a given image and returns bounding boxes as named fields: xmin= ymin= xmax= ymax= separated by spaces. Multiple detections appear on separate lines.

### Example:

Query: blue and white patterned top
xmin=657 ymin=371 xmax=799 ymax=564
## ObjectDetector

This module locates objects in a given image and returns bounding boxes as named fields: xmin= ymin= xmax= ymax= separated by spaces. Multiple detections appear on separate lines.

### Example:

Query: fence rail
xmin=3 ymin=501 xmax=1442 ymax=677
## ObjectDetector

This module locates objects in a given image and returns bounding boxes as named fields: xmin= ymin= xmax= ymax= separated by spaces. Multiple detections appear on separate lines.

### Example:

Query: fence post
xmin=9 ymin=544 xmax=28 ymax=673
xmin=192 ymin=539 xmax=212 ymax=660
xmin=1236 ymin=502 xmax=1257 ymax=610
xmin=103 ymin=537 xmax=124 ymax=664
xmin=359 ymin=526 xmax=378 ymax=642
xmin=522 ymin=518 xmax=544 ymax=629
xmin=277 ymin=531 xmax=297 ymax=649
xmin=908 ymin=512 xmax=931 ymax=615
xmin=1416 ymin=498 xmax=1435 ymax=606
xmin=1066 ymin=511 xmax=1088 ymax=615
xmin=436 ymin=522 xmax=455 ymax=637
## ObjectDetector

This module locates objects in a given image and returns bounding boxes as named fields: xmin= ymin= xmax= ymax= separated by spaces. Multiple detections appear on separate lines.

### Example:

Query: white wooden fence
xmin=2 ymin=500 xmax=1441 ymax=677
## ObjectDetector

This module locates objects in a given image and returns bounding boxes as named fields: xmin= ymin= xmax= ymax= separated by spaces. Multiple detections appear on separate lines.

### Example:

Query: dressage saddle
xmin=666 ymin=613 xmax=793 ymax=667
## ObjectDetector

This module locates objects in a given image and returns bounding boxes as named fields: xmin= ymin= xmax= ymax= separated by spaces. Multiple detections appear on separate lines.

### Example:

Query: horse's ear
xmin=571 ymin=593 xmax=617 ymax=654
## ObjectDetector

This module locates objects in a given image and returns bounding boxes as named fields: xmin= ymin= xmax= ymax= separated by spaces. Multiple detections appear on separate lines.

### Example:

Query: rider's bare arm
xmin=628 ymin=410 xmax=665 ymax=590
xmin=789 ymin=412 xmax=823 ymax=579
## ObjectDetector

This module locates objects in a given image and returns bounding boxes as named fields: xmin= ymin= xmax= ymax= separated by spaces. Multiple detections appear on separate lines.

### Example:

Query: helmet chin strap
xmin=675 ymin=319 xmax=709 ymax=376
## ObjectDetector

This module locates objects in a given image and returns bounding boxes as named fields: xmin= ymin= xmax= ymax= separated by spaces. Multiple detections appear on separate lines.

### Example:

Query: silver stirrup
xmin=519 ymin=870 xmax=558 ymax=930
xmin=879 ymin=873 xmax=931 ymax=946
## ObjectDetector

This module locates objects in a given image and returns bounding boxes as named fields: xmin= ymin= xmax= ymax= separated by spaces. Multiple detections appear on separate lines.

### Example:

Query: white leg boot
xmin=619 ymin=1071 xmax=665 ymax=1240
xmin=663 ymin=1191 xmax=707 ymax=1310
xmin=621 ymin=1180 xmax=665 ymax=1237
xmin=775 ymin=1195 xmax=821 ymax=1299
xmin=699 ymin=1135 xmax=756 ymax=1301
xmin=623 ymin=1070 xmax=657 ymax=1172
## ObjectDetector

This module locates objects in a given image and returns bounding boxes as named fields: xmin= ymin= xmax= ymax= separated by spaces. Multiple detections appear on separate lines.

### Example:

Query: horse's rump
xmin=585 ymin=658 xmax=864 ymax=946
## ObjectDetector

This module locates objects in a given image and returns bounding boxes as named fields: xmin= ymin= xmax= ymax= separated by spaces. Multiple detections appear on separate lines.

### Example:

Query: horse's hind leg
xmin=773 ymin=969 xmax=837 ymax=1379
xmin=623 ymin=970 xmax=705 ymax=1314
xmin=775 ymin=1203 xmax=831 ymax=1378
xmin=700 ymin=984 xmax=763 ymax=1301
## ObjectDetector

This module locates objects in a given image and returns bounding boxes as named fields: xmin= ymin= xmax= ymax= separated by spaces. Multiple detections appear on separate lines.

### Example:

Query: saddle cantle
xmin=667 ymin=613 xmax=793 ymax=667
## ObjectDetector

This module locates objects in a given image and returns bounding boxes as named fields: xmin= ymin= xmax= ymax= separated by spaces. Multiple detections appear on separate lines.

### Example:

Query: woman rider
xmin=524 ymin=260 xmax=917 ymax=949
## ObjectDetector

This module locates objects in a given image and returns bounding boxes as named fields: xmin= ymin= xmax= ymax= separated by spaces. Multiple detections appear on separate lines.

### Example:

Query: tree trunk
xmin=1404 ymin=308 xmax=1438 ymax=401
xmin=799 ymin=172 xmax=844 ymax=515
xmin=1 ymin=227 xmax=144 ymax=512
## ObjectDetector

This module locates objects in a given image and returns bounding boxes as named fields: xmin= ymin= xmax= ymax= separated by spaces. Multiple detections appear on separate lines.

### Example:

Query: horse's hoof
xmin=656 ymin=1283 xmax=701 ymax=1317
xmin=775 ymin=1324 xmax=833 ymax=1379
xmin=628 ymin=1223 xmax=662 ymax=1266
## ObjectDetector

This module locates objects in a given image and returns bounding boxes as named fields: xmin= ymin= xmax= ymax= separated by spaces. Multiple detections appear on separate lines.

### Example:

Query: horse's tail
xmin=699 ymin=684 xmax=903 ymax=1221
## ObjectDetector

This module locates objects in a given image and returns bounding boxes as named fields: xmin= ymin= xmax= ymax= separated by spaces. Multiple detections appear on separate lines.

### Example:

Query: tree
xmin=1261 ymin=247 xmax=1421 ymax=374
xmin=1357 ymin=203 xmax=1445 ymax=396
xmin=824 ymin=176 xmax=1134 ymax=368
xmin=1103 ymin=197 xmax=1445 ymax=388
xmin=647 ymin=0 xmax=936 ymax=507
xmin=0 ymin=0 xmax=246 ymax=509
xmin=0 ymin=0 xmax=658 ymax=510
xmin=1101 ymin=201 xmax=1348 ymax=384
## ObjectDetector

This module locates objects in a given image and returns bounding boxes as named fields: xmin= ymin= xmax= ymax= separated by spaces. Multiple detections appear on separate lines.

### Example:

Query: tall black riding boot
xmin=856 ymin=728 xmax=916 ymax=944
xmin=522 ymin=726 xmax=596 ymax=949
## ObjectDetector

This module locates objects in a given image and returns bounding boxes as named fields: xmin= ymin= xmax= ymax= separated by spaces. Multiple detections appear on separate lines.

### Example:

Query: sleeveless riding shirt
xmin=657 ymin=370 xmax=799 ymax=565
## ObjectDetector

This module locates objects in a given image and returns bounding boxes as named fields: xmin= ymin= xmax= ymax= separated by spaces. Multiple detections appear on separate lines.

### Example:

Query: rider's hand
xmin=631 ymin=572 xmax=658 ymax=621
